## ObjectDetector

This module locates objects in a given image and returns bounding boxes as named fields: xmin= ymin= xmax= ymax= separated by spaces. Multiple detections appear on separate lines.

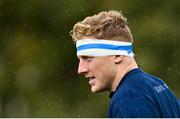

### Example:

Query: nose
xmin=78 ymin=60 xmax=88 ymax=75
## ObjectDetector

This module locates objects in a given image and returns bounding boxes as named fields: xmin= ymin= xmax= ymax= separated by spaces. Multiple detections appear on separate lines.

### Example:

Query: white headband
xmin=76 ymin=39 xmax=134 ymax=57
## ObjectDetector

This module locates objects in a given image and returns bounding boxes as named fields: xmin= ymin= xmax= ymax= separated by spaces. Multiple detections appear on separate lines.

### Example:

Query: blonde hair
xmin=71 ymin=10 xmax=133 ymax=42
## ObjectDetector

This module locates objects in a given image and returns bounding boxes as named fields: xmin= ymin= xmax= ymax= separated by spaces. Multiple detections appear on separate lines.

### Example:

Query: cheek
xmin=99 ymin=64 xmax=116 ymax=85
xmin=93 ymin=72 xmax=113 ymax=92
xmin=89 ymin=58 xmax=115 ymax=77
xmin=91 ymin=61 xmax=114 ymax=74
xmin=95 ymin=64 xmax=115 ymax=82
xmin=89 ymin=62 xmax=102 ymax=73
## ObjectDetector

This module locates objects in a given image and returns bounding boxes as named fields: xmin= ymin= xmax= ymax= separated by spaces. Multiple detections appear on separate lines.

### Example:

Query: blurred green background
xmin=0 ymin=0 xmax=180 ymax=117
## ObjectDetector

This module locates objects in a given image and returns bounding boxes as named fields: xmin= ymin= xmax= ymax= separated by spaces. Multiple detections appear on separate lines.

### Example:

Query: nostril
xmin=78 ymin=66 xmax=83 ymax=74
xmin=78 ymin=68 xmax=87 ymax=75
xmin=78 ymin=66 xmax=88 ymax=75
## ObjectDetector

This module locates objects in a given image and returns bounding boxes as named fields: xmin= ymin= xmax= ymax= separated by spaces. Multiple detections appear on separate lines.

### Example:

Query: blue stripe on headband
xmin=77 ymin=44 xmax=133 ymax=54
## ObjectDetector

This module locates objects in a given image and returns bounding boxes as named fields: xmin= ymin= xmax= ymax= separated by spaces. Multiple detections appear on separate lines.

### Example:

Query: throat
xmin=110 ymin=59 xmax=138 ymax=92
xmin=110 ymin=69 xmax=126 ymax=92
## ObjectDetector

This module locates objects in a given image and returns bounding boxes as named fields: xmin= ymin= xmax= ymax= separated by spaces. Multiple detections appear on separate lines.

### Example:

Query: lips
xmin=85 ymin=76 xmax=95 ymax=80
xmin=88 ymin=77 xmax=96 ymax=86
xmin=89 ymin=77 xmax=95 ymax=80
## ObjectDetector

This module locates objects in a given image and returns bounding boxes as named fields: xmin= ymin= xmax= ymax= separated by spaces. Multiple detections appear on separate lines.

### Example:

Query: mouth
xmin=86 ymin=76 xmax=95 ymax=81
xmin=86 ymin=76 xmax=96 ymax=86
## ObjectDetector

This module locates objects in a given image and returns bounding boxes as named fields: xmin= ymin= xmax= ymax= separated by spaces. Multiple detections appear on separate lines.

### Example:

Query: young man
xmin=70 ymin=10 xmax=180 ymax=117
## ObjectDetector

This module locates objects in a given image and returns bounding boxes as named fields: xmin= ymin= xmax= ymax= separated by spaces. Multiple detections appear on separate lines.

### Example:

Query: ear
xmin=114 ymin=55 xmax=124 ymax=64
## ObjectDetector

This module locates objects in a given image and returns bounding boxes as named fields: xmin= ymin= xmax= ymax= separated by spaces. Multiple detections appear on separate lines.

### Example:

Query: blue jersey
xmin=108 ymin=68 xmax=180 ymax=118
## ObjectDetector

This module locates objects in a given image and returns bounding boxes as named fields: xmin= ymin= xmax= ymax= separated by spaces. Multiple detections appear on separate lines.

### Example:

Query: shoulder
xmin=124 ymin=69 xmax=167 ymax=94
xmin=108 ymin=88 xmax=160 ymax=117
xmin=108 ymin=69 xmax=163 ymax=117
xmin=108 ymin=83 xmax=161 ymax=117
xmin=108 ymin=69 xmax=180 ymax=117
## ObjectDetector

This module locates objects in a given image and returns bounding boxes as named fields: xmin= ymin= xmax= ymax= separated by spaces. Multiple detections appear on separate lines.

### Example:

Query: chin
xmin=91 ymin=86 xmax=105 ymax=93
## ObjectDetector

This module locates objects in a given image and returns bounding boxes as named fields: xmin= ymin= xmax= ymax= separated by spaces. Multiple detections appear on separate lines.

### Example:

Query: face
xmin=78 ymin=55 xmax=117 ymax=93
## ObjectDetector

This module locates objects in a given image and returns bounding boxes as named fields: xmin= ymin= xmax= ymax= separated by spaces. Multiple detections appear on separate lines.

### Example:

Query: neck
xmin=110 ymin=57 xmax=138 ymax=92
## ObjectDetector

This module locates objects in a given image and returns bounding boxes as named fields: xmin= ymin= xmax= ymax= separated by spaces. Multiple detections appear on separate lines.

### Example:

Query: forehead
xmin=77 ymin=55 xmax=94 ymax=59
xmin=77 ymin=55 xmax=113 ymax=60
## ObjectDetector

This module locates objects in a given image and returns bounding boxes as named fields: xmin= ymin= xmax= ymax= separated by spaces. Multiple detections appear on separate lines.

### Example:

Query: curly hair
xmin=71 ymin=10 xmax=133 ymax=42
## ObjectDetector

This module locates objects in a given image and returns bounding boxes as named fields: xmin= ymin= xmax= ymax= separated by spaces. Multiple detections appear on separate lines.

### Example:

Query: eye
xmin=86 ymin=58 xmax=92 ymax=62
xmin=81 ymin=56 xmax=93 ymax=62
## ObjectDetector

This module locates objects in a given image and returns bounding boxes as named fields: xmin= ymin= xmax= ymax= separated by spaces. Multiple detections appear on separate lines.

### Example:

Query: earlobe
xmin=114 ymin=55 xmax=123 ymax=64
